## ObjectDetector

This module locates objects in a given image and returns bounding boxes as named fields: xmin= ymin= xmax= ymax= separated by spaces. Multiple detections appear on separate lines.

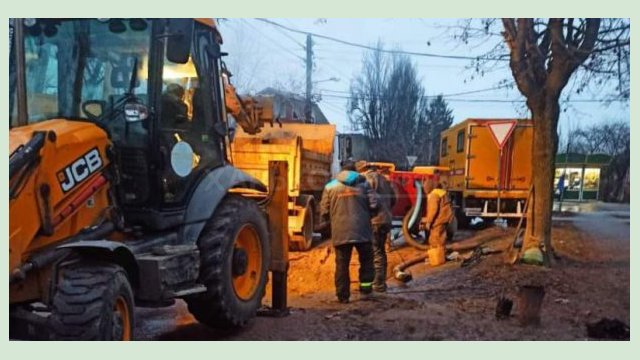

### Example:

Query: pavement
xmin=552 ymin=201 xmax=630 ymax=242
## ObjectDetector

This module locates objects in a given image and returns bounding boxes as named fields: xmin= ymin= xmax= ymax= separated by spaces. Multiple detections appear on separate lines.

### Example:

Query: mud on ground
xmin=138 ymin=222 xmax=629 ymax=340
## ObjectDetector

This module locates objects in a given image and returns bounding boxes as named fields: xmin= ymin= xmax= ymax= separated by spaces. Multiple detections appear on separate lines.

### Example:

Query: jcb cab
xmin=10 ymin=18 xmax=277 ymax=340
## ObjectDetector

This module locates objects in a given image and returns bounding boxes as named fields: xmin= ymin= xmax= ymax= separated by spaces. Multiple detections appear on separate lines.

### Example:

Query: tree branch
xmin=502 ymin=18 xmax=537 ymax=99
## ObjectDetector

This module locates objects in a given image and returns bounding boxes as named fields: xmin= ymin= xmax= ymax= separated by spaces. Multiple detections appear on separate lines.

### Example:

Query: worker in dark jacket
xmin=319 ymin=160 xmax=378 ymax=303
xmin=356 ymin=161 xmax=396 ymax=292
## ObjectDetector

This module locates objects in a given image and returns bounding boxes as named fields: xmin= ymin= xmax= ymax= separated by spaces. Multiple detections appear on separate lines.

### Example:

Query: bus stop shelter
xmin=554 ymin=153 xmax=611 ymax=201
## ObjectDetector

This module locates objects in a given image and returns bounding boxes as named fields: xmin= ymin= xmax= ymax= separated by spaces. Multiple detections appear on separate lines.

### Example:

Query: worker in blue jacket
xmin=318 ymin=160 xmax=379 ymax=303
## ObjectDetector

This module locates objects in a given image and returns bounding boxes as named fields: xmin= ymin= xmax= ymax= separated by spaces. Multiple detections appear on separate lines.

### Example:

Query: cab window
xmin=441 ymin=137 xmax=448 ymax=157
xmin=456 ymin=130 xmax=465 ymax=153
xmin=159 ymin=49 xmax=216 ymax=205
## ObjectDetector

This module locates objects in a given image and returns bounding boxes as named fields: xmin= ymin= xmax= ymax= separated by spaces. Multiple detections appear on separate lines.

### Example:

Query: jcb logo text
xmin=57 ymin=148 xmax=103 ymax=193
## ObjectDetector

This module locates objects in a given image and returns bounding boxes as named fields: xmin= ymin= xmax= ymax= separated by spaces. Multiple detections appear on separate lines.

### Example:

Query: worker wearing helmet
xmin=423 ymin=182 xmax=455 ymax=266
xmin=319 ymin=160 xmax=379 ymax=303
xmin=356 ymin=160 xmax=396 ymax=292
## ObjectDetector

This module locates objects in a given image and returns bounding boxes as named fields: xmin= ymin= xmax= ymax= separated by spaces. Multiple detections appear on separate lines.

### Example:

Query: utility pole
xmin=305 ymin=34 xmax=313 ymax=123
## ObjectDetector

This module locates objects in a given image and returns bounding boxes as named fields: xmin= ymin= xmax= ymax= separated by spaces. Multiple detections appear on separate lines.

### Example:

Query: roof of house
xmin=256 ymin=87 xmax=329 ymax=125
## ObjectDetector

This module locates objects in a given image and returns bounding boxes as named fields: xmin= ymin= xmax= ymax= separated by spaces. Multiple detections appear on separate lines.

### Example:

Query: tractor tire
xmin=289 ymin=203 xmax=314 ymax=252
xmin=49 ymin=262 xmax=135 ymax=341
xmin=186 ymin=195 xmax=270 ymax=329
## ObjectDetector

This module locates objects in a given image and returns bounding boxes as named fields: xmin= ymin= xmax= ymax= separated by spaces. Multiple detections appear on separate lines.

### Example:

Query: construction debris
xmin=495 ymin=297 xmax=513 ymax=320
xmin=586 ymin=318 xmax=630 ymax=340
xmin=517 ymin=285 xmax=546 ymax=326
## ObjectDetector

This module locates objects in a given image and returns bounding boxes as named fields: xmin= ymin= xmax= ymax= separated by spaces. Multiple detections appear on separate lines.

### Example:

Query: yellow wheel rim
xmin=232 ymin=224 xmax=262 ymax=301
xmin=113 ymin=296 xmax=131 ymax=341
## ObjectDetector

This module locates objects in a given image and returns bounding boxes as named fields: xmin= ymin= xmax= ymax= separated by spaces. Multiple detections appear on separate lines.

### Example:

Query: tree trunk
xmin=523 ymin=100 xmax=560 ymax=265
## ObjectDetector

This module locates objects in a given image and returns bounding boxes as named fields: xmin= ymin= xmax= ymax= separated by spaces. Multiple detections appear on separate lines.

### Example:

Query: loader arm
xmin=222 ymin=72 xmax=268 ymax=135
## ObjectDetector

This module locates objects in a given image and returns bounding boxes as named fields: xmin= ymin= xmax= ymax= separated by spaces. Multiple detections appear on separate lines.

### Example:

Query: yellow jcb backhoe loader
xmin=9 ymin=18 xmax=280 ymax=340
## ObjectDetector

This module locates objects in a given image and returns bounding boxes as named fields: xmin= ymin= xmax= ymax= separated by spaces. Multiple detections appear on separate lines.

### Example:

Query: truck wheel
xmin=49 ymin=262 xmax=134 ymax=340
xmin=186 ymin=195 xmax=269 ymax=329
xmin=290 ymin=204 xmax=314 ymax=252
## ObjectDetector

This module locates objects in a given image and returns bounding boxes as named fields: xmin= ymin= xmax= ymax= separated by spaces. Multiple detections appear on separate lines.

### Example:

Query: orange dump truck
xmin=439 ymin=118 xmax=533 ymax=226
xmin=231 ymin=121 xmax=336 ymax=251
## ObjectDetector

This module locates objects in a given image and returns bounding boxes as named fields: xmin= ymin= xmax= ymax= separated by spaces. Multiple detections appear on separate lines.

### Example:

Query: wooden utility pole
xmin=305 ymin=34 xmax=313 ymax=123
xmin=266 ymin=160 xmax=289 ymax=315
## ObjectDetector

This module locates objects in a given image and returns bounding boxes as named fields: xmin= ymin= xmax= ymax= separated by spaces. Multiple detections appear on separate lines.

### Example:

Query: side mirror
xmin=82 ymin=100 xmax=106 ymax=120
xmin=166 ymin=19 xmax=193 ymax=64
xmin=226 ymin=115 xmax=237 ymax=143
xmin=124 ymin=102 xmax=149 ymax=123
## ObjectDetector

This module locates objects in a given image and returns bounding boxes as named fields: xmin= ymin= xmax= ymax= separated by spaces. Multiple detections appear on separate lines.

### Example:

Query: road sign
xmin=487 ymin=121 xmax=517 ymax=149
xmin=406 ymin=155 xmax=417 ymax=167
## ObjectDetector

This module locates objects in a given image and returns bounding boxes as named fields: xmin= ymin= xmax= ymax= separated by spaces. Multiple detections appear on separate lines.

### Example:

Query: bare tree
xmin=573 ymin=126 xmax=606 ymax=155
xmin=380 ymin=53 xmax=426 ymax=165
xmin=599 ymin=122 xmax=630 ymax=202
xmin=420 ymin=95 xmax=453 ymax=165
xmin=348 ymin=41 xmax=390 ymax=142
xmin=456 ymin=18 xmax=629 ymax=265
xmin=220 ymin=19 xmax=267 ymax=94
xmin=349 ymin=44 xmax=455 ymax=168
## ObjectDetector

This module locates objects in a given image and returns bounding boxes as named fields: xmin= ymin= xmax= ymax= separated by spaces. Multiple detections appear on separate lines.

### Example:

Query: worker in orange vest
xmin=423 ymin=182 xmax=454 ymax=266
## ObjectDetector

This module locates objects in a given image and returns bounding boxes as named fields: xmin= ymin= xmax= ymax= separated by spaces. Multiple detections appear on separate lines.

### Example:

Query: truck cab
xmin=10 ymin=19 xmax=235 ymax=231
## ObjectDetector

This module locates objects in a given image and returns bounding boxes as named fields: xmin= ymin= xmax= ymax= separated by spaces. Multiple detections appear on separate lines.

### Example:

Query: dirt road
xmin=135 ymin=202 xmax=630 ymax=340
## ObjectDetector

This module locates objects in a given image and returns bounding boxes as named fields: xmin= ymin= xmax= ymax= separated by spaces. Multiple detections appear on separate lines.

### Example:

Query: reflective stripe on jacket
xmin=319 ymin=170 xmax=378 ymax=246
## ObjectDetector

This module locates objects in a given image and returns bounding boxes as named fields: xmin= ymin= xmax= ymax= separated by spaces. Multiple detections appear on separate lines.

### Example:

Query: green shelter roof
xmin=556 ymin=152 xmax=611 ymax=166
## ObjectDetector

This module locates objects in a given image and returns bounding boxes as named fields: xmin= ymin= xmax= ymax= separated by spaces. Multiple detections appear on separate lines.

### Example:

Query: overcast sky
xmin=218 ymin=18 xmax=629 ymax=136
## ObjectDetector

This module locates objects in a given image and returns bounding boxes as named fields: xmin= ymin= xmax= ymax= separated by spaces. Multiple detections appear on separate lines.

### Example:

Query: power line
xmin=437 ymin=84 xmax=514 ymax=97
xmin=317 ymin=84 xmax=515 ymax=98
xmin=317 ymin=93 xmax=626 ymax=104
xmin=255 ymin=18 xmax=509 ymax=62
xmin=270 ymin=25 xmax=306 ymax=50
xmin=240 ymin=19 xmax=305 ymax=63
xmin=318 ymin=101 xmax=346 ymax=113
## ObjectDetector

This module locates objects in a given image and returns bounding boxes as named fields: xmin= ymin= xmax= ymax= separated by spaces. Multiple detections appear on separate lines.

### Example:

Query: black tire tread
xmin=186 ymin=195 xmax=269 ymax=329
xmin=49 ymin=262 xmax=134 ymax=340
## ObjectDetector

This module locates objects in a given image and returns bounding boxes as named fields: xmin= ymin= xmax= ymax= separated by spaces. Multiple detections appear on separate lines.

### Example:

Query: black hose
xmin=9 ymin=222 xmax=115 ymax=284
xmin=392 ymin=254 xmax=427 ymax=283
xmin=9 ymin=131 xmax=46 ymax=179
xmin=401 ymin=179 xmax=429 ymax=250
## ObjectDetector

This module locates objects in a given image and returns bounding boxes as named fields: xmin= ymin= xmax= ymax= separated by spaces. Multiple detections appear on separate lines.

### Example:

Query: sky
xmin=218 ymin=18 xmax=629 ymax=136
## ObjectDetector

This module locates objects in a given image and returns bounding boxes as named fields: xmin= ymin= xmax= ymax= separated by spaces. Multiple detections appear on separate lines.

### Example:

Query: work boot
xmin=358 ymin=291 xmax=373 ymax=301
xmin=373 ymin=283 xmax=387 ymax=293
xmin=359 ymin=283 xmax=373 ymax=294
xmin=337 ymin=297 xmax=349 ymax=304
xmin=359 ymin=283 xmax=373 ymax=301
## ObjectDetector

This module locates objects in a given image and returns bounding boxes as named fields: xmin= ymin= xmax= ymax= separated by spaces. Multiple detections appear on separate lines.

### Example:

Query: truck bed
xmin=231 ymin=123 xmax=336 ymax=197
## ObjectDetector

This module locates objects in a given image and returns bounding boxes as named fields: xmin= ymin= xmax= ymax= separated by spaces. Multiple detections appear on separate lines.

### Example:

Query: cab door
xmin=507 ymin=125 xmax=532 ymax=190
xmin=467 ymin=124 xmax=499 ymax=190
xmin=155 ymin=20 xmax=225 ymax=207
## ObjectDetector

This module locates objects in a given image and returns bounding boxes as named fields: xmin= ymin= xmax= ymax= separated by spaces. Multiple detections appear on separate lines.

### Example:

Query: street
xmin=134 ymin=202 xmax=630 ymax=340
